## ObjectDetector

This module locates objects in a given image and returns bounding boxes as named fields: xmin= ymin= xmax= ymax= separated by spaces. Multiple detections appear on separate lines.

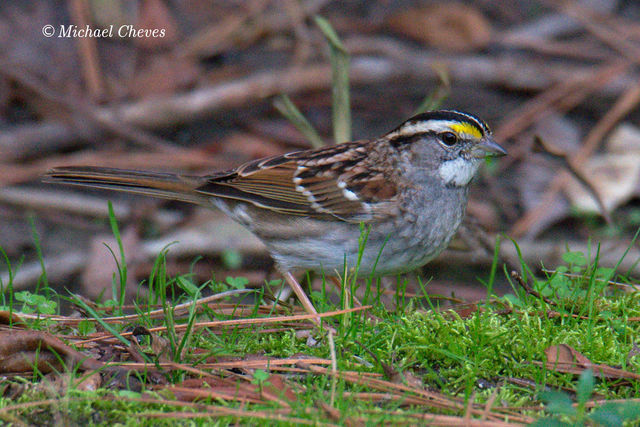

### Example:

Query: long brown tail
xmin=44 ymin=166 xmax=209 ymax=205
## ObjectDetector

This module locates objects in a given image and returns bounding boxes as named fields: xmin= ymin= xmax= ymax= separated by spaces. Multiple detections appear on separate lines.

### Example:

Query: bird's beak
xmin=471 ymin=138 xmax=507 ymax=159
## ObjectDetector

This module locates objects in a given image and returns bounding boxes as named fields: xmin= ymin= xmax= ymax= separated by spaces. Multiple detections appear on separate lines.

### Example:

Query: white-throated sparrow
xmin=45 ymin=110 xmax=506 ymax=320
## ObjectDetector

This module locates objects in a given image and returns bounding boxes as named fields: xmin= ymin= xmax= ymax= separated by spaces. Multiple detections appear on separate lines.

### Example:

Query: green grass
xmin=2 ymin=226 xmax=640 ymax=425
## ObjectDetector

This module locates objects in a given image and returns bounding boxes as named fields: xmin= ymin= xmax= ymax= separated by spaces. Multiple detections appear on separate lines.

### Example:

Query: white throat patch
xmin=438 ymin=157 xmax=480 ymax=186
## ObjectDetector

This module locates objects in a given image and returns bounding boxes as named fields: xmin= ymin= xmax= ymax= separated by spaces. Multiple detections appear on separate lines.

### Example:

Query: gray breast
xmin=212 ymin=180 xmax=469 ymax=277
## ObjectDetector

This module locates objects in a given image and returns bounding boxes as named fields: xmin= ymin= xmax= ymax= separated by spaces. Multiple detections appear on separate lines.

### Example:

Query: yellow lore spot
xmin=450 ymin=122 xmax=482 ymax=139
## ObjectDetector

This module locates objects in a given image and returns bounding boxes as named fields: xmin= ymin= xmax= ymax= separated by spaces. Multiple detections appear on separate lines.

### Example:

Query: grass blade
xmin=413 ymin=65 xmax=450 ymax=115
xmin=314 ymin=15 xmax=351 ymax=143
xmin=69 ymin=293 xmax=131 ymax=348
xmin=107 ymin=202 xmax=127 ymax=311
xmin=274 ymin=95 xmax=325 ymax=148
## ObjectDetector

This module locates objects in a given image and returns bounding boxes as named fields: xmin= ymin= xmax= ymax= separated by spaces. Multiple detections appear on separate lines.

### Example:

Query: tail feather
xmin=43 ymin=166 xmax=208 ymax=205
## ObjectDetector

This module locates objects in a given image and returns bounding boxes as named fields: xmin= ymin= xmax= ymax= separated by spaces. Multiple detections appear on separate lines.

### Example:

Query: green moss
xmin=4 ymin=235 xmax=640 ymax=425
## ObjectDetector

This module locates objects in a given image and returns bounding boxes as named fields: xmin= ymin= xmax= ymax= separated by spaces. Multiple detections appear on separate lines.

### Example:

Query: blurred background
xmin=1 ymin=0 xmax=639 ymax=304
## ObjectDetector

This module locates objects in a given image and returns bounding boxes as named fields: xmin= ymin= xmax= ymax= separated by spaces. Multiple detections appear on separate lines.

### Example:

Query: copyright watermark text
xmin=42 ymin=24 xmax=166 ymax=39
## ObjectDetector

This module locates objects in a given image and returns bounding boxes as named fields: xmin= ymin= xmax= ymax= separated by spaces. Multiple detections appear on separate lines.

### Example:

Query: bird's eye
xmin=440 ymin=132 xmax=458 ymax=146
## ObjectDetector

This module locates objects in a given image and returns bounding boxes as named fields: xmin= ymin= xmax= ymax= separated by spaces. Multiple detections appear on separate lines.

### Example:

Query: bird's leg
xmin=283 ymin=271 xmax=321 ymax=326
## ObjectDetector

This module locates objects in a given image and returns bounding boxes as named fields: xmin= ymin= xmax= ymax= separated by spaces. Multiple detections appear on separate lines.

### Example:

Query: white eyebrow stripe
xmin=388 ymin=120 xmax=453 ymax=137
xmin=388 ymin=120 xmax=481 ymax=139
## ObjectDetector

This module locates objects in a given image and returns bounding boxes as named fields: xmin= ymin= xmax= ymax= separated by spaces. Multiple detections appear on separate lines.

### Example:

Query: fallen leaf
xmin=35 ymin=371 xmax=102 ymax=396
xmin=128 ymin=325 xmax=171 ymax=362
xmin=518 ymin=113 xmax=581 ymax=237
xmin=0 ymin=311 xmax=26 ymax=326
xmin=564 ymin=123 xmax=640 ymax=213
xmin=0 ymin=330 xmax=104 ymax=374
xmin=169 ymin=376 xmax=263 ymax=404
xmin=387 ymin=4 xmax=492 ymax=51
xmin=81 ymin=227 xmax=142 ymax=301
xmin=75 ymin=370 xmax=103 ymax=391
xmin=260 ymin=373 xmax=298 ymax=405
xmin=446 ymin=303 xmax=480 ymax=320
xmin=541 ymin=344 xmax=640 ymax=380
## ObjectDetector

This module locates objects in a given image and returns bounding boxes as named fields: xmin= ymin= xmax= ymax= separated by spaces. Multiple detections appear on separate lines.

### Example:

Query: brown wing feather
xmin=196 ymin=141 xmax=396 ymax=222
xmin=197 ymin=156 xmax=316 ymax=215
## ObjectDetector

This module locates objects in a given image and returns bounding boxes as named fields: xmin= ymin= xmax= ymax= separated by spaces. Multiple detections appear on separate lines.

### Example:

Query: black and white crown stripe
xmin=387 ymin=110 xmax=491 ymax=139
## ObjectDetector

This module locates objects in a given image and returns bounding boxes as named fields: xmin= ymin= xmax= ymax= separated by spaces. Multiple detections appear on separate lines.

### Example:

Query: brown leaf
xmin=169 ymin=369 xmax=297 ymax=406
xmin=169 ymin=377 xmax=263 ymax=404
xmin=542 ymin=344 xmax=640 ymax=380
xmin=379 ymin=361 xmax=424 ymax=389
xmin=34 ymin=371 xmax=102 ymax=396
xmin=0 ymin=330 xmax=104 ymax=374
xmin=75 ymin=370 xmax=103 ymax=391
xmin=564 ymin=124 xmax=640 ymax=213
xmin=81 ymin=227 xmax=141 ymax=301
xmin=102 ymin=370 xmax=143 ymax=392
xmin=261 ymin=373 xmax=298 ymax=405
xmin=387 ymin=4 xmax=492 ymax=51
xmin=447 ymin=303 xmax=480 ymax=320
xmin=203 ymin=353 xmax=330 ymax=370
xmin=517 ymin=114 xmax=581 ymax=237
xmin=545 ymin=344 xmax=588 ymax=369
xmin=317 ymin=400 xmax=342 ymax=422
xmin=0 ymin=311 xmax=26 ymax=326
xmin=128 ymin=325 xmax=172 ymax=363
xmin=627 ymin=343 xmax=640 ymax=364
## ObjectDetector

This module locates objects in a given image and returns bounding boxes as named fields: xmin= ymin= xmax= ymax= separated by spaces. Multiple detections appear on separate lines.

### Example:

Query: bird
xmin=44 ymin=110 xmax=506 ymax=321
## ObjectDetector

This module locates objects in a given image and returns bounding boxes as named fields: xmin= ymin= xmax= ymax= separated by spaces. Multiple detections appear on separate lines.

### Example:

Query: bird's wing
xmin=197 ymin=141 xmax=397 ymax=222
